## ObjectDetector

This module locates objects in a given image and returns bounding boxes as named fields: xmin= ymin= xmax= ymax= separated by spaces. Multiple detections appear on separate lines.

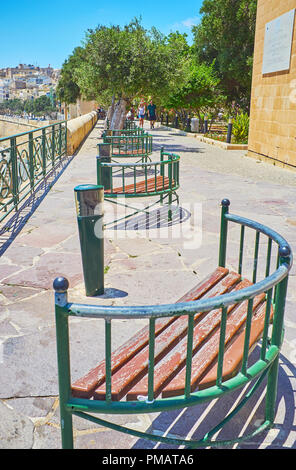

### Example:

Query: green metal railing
xmin=97 ymin=148 xmax=180 ymax=224
xmin=97 ymin=149 xmax=179 ymax=198
xmin=0 ymin=121 xmax=67 ymax=223
xmin=106 ymin=119 xmax=136 ymax=130
xmin=101 ymin=133 xmax=153 ymax=158
xmin=102 ymin=127 xmax=146 ymax=139
xmin=124 ymin=120 xmax=137 ymax=129
xmin=54 ymin=199 xmax=292 ymax=448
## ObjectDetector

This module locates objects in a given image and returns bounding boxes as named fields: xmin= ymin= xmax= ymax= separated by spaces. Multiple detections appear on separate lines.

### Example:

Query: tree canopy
xmin=56 ymin=2 xmax=258 ymax=117
xmin=192 ymin=0 xmax=257 ymax=109
xmin=0 ymin=95 xmax=57 ymax=117
xmin=70 ymin=19 xmax=187 ymax=107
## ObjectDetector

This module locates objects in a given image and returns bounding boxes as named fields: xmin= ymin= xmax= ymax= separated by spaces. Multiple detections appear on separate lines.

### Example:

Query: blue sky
xmin=0 ymin=0 xmax=203 ymax=69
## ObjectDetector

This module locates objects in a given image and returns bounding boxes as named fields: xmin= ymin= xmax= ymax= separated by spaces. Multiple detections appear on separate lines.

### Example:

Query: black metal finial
xmin=221 ymin=198 xmax=230 ymax=207
xmin=53 ymin=277 xmax=69 ymax=293
xmin=279 ymin=245 xmax=291 ymax=258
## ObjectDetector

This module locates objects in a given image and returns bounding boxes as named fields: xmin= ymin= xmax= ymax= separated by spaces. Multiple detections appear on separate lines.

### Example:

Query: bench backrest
xmin=55 ymin=199 xmax=292 ymax=406
xmin=101 ymin=133 xmax=153 ymax=157
xmin=96 ymin=147 xmax=180 ymax=197
xmin=102 ymin=128 xmax=146 ymax=138
xmin=54 ymin=199 xmax=292 ymax=448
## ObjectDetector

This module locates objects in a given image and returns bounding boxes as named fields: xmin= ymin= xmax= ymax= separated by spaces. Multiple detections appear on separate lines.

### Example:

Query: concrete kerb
xmin=157 ymin=123 xmax=248 ymax=151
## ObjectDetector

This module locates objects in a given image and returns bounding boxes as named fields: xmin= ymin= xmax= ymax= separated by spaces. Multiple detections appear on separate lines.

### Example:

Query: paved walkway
xmin=0 ymin=120 xmax=295 ymax=449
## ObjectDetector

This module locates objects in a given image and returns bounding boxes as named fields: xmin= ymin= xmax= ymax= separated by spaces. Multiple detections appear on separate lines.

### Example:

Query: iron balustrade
xmin=97 ymin=151 xmax=180 ymax=198
xmin=101 ymin=127 xmax=146 ymax=138
xmin=54 ymin=199 xmax=292 ymax=448
xmin=0 ymin=121 xmax=67 ymax=223
xmin=101 ymin=132 xmax=153 ymax=158
xmin=96 ymin=149 xmax=180 ymax=225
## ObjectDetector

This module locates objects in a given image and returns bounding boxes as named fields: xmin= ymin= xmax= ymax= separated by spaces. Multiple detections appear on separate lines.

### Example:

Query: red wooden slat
xmin=71 ymin=267 xmax=229 ymax=398
xmin=105 ymin=176 xmax=171 ymax=195
xmin=126 ymin=279 xmax=259 ymax=400
xmin=198 ymin=302 xmax=274 ymax=389
xmin=93 ymin=272 xmax=241 ymax=400
xmin=161 ymin=292 xmax=266 ymax=398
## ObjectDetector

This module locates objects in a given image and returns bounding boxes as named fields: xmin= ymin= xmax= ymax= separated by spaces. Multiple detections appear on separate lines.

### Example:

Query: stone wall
xmin=66 ymin=111 xmax=98 ymax=155
xmin=0 ymin=116 xmax=55 ymax=139
xmin=248 ymin=0 xmax=296 ymax=170
xmin=68 ymin=99 xmax=98 ymax=120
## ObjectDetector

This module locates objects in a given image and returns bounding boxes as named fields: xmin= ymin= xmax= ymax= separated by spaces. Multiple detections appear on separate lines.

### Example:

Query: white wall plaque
xmin=262 ymin=9 xmax=295 ymax=75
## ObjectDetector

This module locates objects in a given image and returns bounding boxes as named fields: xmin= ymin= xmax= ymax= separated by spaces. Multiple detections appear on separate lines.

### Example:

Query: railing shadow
xmin=132 ymin=350 xmax=296 ymax=449
xmin=0 ymin=154 xmax=75 ymax=257
xmin=106 ymin=205 xmax=191 ymax=232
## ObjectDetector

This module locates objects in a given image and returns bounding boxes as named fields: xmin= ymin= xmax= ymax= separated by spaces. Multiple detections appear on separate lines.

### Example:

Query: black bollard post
xmin=226 ymin=117 xmax=233 ymax=144
xmin=186 ymin=115 xmax=191 ymax=132
xmin=204 ymin=114 xmax=208 ymax=134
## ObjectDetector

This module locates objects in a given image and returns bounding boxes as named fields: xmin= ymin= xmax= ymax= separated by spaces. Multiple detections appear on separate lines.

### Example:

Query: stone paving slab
xmin=0 ymin=120 xmax=296 ymax=450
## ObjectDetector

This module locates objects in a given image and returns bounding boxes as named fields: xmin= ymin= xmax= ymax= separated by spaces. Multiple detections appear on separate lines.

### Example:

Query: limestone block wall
xmin=0 ymin=116 xmax=53 ymax=139
xmin=248 ymin=0 xmax=296 ymax=170
xmin=68 ymin=99 xmax=98 ymax=120
xmin=66 ymin=111 xmax=98 ymax=155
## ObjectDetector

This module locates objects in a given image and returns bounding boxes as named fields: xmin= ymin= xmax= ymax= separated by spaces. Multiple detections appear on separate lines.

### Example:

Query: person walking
xmin=147 ymin=99 xmax=157 ymax=129
xmin=138 ymin=99 xmax=146 ymax=128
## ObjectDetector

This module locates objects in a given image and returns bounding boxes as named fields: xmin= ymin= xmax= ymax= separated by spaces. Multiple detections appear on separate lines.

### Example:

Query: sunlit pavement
xmin=0 ymin=120 xmax=295 ymax=449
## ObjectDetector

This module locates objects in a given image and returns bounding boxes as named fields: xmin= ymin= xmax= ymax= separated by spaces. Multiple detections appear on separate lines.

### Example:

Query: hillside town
xmin=0 ymin=63 xmax=60 ymax=103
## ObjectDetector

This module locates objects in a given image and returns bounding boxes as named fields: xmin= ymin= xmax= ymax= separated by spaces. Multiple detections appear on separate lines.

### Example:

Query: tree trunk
xmin=104 ymin=96 xmax=115 ymax=129
xmin=110 ymin=98 xmax=127 ymax=130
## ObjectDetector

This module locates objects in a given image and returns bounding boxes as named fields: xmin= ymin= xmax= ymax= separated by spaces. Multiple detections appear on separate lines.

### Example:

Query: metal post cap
xmin=74 ymin=184 xmax=103 ymax=192
xmin=53 ymin=276 xmax=69 ymax=292
xmin=279 ymin=245 xmax=291 ymax=258
xmin=221 ymin=198 xmax=230 ymax=207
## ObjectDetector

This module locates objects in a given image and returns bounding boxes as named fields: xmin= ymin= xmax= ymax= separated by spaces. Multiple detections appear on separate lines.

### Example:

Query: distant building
xmin=0 ymin=64 xmax=60 ymax=103
xmin=2 ymin=64 xmax=55 ymax=79
xmin=0 ymin=79 xmax=10 ymax=102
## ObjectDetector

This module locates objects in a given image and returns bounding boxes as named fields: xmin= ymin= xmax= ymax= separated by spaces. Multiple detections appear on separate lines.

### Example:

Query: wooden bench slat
xmin=112 ymin=149 xmax=146 ymax=155
xmin=198 ymin=301 xmax=273 ymax=389
xmin=93 ymin=272 xmax=241 ymax=400
xmin=125 ymin=279 xmax=254 ymax=400
xmin=71 ymin=267 xmax=229 ymax=398
xmin=105 ymin=175 xmax=171 ymax=195
xmin=161 ymin=291 xmax=267 ymax=398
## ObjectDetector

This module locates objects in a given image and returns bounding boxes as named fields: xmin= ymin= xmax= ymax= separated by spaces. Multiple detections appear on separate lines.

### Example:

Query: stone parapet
xmin=66 ymin=111 xmax=98 ymax=155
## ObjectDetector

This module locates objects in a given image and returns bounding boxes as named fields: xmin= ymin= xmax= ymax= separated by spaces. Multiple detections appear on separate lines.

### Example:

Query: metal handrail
xmin=67 ymin=206 xmax=292 ymax=318
xmin=54 ymin=199 xmax=293 ymax=448
xmin=0 ymin=121 xmax=68 ymax=223
xmin=0 ymin=120 xmax=67 ymax=142
xmin=102 ymin=133 xmax=153 ymax=158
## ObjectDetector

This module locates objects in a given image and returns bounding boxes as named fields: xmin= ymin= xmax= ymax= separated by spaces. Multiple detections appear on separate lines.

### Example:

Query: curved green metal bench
xmin=97 ymin=148 xmax=180 ymax=224
xmin=100 ymin=132 xmax=153 ymax=159
xmin=106 ymin=119 xmax=137 ymax=130
xmin=54 ymin=199 xmax=292 ymax=448
xmin=102 ymin=127 xmax=146 ymax=138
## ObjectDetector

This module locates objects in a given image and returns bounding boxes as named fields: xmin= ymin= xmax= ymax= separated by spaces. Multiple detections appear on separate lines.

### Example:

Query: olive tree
xmin=72 ymin=19 xmax=186 ymax=128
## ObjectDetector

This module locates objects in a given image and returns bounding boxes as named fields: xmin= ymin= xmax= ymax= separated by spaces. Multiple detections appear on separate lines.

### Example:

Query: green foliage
xmin=162 ymin=59 xmax=225 ymax=116
xmin=232 ymin=112 xmax=250 ymax=143
xmin=0 ymin=98 xmax=23 ymax=114
xmin=56 ymin=3 xmax=257 ymax=114
xmin=56 ymin=47 xmax=86 ymax=104
xmin=57 ymin=18 xmax=188 ymax=108
xmin=0 ymin=95 xmax=56 ymax=116
xmin=192 ymin=0 xmax=257 ymax=110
